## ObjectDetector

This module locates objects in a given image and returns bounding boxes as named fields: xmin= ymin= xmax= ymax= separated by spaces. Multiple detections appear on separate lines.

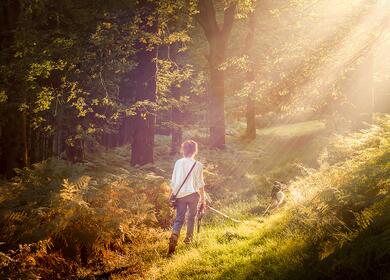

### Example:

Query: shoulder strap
xmin=174 ymin=161 xmax=197 ymax=196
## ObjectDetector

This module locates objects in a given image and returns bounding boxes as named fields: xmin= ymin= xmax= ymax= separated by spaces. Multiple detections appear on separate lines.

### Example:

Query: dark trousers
xmin=172 ymin=192 xmax=199 ymax=238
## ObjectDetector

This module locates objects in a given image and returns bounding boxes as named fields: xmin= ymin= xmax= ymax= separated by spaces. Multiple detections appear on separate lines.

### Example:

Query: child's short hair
xmin=181 ymin=140 xmax=198 ymax=157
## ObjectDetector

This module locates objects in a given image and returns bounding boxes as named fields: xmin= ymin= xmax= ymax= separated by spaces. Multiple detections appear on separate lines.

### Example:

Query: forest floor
xmin=1 ymin=118 xmax=389 ymax=280
xmin=116 ymin=118 xmax=389 ymax=280
xmin=111 ymin=120 xmax=332 ymax=279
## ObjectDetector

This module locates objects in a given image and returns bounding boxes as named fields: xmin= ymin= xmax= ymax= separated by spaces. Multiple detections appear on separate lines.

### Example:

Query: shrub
xmin=0 ymin=157 xmax=172 ymax=277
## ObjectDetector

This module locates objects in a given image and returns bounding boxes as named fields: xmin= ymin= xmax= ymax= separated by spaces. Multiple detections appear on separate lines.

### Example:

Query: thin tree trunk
xmin=21 ymin=107 xmax=29 ymax=166
xmin=170 ymin=106 xmax=182 ymax=155
xmin=246 ymin=95 xmax=256 ymax=138
xmin=52 ymin=131 xmax=58 ymax=156
xmin=245 ymin=13 xmax=256 ymax=139
xmin=169 ymin=43 xmax=183 ymax=155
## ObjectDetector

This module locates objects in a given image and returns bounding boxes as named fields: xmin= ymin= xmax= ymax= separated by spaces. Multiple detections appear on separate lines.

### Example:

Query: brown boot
xmin=167 ymin=233 xmax=178 ymax=257
xmin=183 ymin=235 xmax=193 ymax=244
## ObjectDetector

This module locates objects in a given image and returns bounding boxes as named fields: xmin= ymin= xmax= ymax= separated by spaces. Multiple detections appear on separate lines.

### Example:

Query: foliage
xmin=0 ymin=0 xmax=199 ymax=173
xmin=1 ymin=0 xmax=389 ymax=276
xmin=0 ymin=239 xmax=78 ymax=279
xmin=0 ymin=113 xmax=388 ymax=279
xmin=0 ymin=148 xmax=173 ymax=278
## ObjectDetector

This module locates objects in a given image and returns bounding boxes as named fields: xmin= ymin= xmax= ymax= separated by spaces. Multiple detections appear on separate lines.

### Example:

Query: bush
xmin=0 ymin=157 xmax=173 ymax=278
xmin=285 ymin=115 xmax=390 ymax=279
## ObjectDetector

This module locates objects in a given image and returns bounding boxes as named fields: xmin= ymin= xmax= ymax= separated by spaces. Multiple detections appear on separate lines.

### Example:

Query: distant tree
xmin=244 ymin=9 xmax=256 ymax=139
xmin=168 ymin=43 xmax=185 ymax=155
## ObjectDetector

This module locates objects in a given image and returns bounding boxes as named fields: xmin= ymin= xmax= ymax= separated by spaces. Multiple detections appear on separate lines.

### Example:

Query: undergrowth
xmin=1 ymin=116 xmax=388 ymax=279
xmin=0 ymin=140 xmax=174 ymax=279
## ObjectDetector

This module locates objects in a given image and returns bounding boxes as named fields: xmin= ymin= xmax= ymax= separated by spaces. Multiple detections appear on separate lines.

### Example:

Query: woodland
xmin=0 ymin=0 xmax=389 ymax=279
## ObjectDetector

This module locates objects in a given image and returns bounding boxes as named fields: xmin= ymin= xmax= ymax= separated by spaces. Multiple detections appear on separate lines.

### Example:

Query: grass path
xmin=136 ymin=118 xmax=390 ymax=280
xmin=256 ymin=120 xmax=325 ymax=137
xmin=112 ymin=121 xmax=328 ymax=279
xmin=139 ymin=210 xmax=314 ymax=280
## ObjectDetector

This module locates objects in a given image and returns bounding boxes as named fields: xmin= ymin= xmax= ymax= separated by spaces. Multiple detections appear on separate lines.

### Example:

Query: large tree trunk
xmin=119 ymin=118 xmax=133 ymax=146
xmin=0 ymin=121 xmax=23 ymax=176
xmin=0 ymin=1 xmax=23 ymax=176
xmin=0 ymin=0 xmax=20 ymax=48
xmin=208 ymin=37 xmax=226 ymax=147
xmin=131 ymin=111 xmax=155 ymax=165
xmin=130 ymin=33 xmax=157 ymax=165
xmin=111 ymin=2 xmax=157 ymax=165
xmin=197 ymin=0 xmax=236 ymax=149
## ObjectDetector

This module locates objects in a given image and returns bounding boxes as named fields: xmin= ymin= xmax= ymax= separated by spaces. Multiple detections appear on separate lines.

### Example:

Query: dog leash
xmin=207 ymin=205 xmax=241 ymax=223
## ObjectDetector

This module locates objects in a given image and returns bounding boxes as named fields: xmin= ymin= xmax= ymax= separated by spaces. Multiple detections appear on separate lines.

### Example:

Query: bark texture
xmin=130 ymin=45 xmax=157 ymax=166
xmin=130 ymin=2 xmax=157 ymax=166
xmin=197 ymin=0 xmax=236 ymax=148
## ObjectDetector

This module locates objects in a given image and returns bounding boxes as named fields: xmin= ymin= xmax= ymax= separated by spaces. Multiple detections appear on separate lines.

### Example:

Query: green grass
xmin=132 ymin=117 xmax=390 ymax=280
xmin=143 ymin=213 xmax=311 ymax=280
xmin=3 ymin=118 xmax=389 ymax=279
xmin=257 ymin=120 xmax=326 ymax=138
xmin=96 ymin=120 xmax=328 ymax=279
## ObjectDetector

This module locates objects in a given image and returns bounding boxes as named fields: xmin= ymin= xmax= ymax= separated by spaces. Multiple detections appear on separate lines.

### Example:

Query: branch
xmin=196 ymin=0 xmax=220 ymax=39
xmin=221 ymin=2 xmax=237 ymax=39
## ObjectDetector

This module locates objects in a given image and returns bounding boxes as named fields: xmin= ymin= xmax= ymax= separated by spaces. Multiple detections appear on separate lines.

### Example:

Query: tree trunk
xmin=21 ymin=104 xmax=29 ymax=167
xmin=246 ymin=94 xmax=256 ymax=139
xmin=131 ymin=112 xmax=155 ymax=165
xmin=51 ymin=106 xmax=63 ymax=157
xmin=0 ymin=0 xmax=20 ymax=48
xmin=128 ymin=3 xmax=158 ymax=166
xmin=130 ymin=8 xmax=157 ymax=166
xmin=197 ymin=0 xmax=236 ymax=149
xmin=0 ymin=122 xmax=21 ymax=176
xmin=130 ymin=53 xmax=156 ymax=165
xmin=208 ymin=38 xmax=226 ymax=147
xmin=245 ymin=13 xmax=256 ymax=139
xmin=170 ymin=106 xmax=182 ymax=155
xmin=119 ymin=118 xmax=133 ymax=146
xmin=0 ymin=0 xmax=22 ymax=176
xmin=169 ymin=43 xmax=184 ymax=155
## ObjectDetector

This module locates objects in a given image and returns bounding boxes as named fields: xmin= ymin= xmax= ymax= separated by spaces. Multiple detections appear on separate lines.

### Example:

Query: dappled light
xmin=0 ymin=0 xmax=389 ymax=279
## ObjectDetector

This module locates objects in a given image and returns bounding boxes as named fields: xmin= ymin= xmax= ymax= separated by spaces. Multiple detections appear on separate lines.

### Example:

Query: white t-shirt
xmin=171 ymin=157 xmax=205 ymax=198
xmin=276 ymin=191 xmax=285 ymax=204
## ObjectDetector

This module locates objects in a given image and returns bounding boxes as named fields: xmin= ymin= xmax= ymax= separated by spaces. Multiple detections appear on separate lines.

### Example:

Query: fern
xmin=355 ymin=208 xmax=377 ymax=230
xmin=60 ymin=176 xmax=91 ymax=206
